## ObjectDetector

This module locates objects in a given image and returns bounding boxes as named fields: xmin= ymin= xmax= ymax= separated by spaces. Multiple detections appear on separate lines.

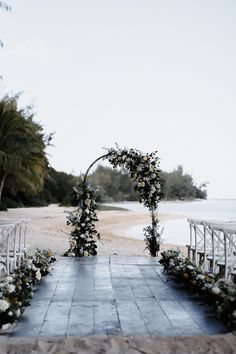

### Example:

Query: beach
xmin=0 ymin=204 xmax=234 ymax=353
xmin=0 ymin=204 xmax=186 ymax=256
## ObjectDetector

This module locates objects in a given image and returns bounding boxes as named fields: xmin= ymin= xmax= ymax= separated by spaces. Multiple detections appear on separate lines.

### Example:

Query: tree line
xmin=0 ymin=95 xmax=207 ymax=210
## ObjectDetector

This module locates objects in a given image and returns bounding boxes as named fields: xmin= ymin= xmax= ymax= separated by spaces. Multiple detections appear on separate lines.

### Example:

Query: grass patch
xmin=98 ymin=204 xmax=128 ymax=211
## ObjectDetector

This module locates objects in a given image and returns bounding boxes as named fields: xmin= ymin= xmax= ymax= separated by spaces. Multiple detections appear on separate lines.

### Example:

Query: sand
xmin=1 ymin=204 xmax=233 ymax=353
xmin=0 ymin=333 xmax=235 ymax=354
xmin=0 ymin=204 xmax=186 ymax=256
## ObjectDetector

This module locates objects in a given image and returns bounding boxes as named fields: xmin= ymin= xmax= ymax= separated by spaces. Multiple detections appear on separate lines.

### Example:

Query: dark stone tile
xmin=116 ymin=301 xmax=149 ymax=335
xmin=94 ymin=301 xmax=120 ymax=335
xmin=192 ymin=315 xmax=228 ymax=335
xmin=12 ymin=256 xmax=228 ymax=338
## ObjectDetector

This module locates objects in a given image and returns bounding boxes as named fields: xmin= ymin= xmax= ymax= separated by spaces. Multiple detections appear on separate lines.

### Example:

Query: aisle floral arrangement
xmin=65 ymin=181 xmax=100 ymax=257
xmin=160 ymin=250 xmax=236 ymax=330
xmin=0 ymin=249 xmax=56 ymax=330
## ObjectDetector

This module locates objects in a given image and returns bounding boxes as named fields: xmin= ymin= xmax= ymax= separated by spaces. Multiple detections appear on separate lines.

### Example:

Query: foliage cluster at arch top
xmin=65 ymin=147 xmax=162 ymax=257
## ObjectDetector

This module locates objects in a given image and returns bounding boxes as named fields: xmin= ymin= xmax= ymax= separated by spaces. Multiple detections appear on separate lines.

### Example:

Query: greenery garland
xmin=0 ymin=249 xmax=56 ymax=330
xmin=66 ymin=146 xmax=162 ymax=257
xmin=160 ymin=250 xmax=236 ymax=330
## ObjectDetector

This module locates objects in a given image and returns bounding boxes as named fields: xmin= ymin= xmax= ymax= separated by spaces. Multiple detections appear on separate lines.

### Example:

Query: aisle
xmin=12 ymin=256 xmax=227 ymax=337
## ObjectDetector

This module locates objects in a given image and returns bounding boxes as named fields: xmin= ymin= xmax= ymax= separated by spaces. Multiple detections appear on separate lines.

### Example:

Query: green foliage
xmin=0 ymin=249 xmax=56 ymax=329
xmin=0 ymin=95 xmax=50 ymax=203
xmin=88 ymin=164 xmax=207 ymax=203
xmin=65 ymin=181 xmax=100 ymax=257
xmin=160 ymin=165 xmax=207 ymax=200
xmin=39 ymin=167 xmax=80 ymax=206
xmin=89 ymin=165 xmax=138 ymax=202
xmin=160 ymin=250 xmax=236 ymax=330
xmin=143 ymin=212 xmax=161 ymax=257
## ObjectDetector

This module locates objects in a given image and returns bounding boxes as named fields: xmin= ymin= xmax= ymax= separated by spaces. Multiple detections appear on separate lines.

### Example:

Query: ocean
xmin=104 ymin=200 xmax=236 ymax=246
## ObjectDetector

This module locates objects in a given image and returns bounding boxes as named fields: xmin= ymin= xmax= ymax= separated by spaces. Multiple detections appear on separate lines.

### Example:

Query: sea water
xmin=104 ymin=200 xmax=236 ymax=246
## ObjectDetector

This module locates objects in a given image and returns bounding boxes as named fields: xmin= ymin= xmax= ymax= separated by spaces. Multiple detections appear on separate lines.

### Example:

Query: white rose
xmin=196 ymin=274 xmax=205 ymax=280
xmin=187 ymin=265 xmax=194 ymax=270
xmin=70 ymin=240 xmax=76 ymax=246
xmin=5 ymin=276 xmax=13 ymax=283
xmin=2 ymin=323 xmax=10 ymax=330
xmin=15 ymin=309 xmax=21 ymax=317
xmin=0 ymin=300 xmax=10 ymax=312
xmin=35 ymin=270 xmax=41 ymax=281
xmin=6 ymin=284 xmax=15 ymax=293
xmin=211 ymin=287 xmax=221 ymax=295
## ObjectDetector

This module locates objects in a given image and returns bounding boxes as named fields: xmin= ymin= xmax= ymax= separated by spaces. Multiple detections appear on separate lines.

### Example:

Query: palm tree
xmin=0 ymin=95 xmax=49 ymax=202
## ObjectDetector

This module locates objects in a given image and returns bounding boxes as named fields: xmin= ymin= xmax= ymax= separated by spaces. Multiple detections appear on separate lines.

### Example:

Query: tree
xmin=0 ymin=2 xmax=11 ymax=48
xmin=0 ymin=95 xmax=50 ymax=203
xmin=160 ymin=165 xmax=207 ymax=200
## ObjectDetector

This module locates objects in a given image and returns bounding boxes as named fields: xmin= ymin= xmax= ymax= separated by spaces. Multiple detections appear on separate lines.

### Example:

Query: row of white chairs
xmin=187 ymin=218 xmax=236 ymax=281
xmin=0 ymin=219 xmax=30 ymax=276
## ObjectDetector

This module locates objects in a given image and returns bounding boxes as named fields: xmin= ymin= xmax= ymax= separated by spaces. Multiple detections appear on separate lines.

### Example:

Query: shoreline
xmin=0 ymin=205 xmax=187 ymax=256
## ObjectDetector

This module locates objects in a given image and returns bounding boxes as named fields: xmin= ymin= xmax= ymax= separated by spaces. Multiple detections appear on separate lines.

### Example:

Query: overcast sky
xmin=1 ymin=0 xmax=236 ymax=198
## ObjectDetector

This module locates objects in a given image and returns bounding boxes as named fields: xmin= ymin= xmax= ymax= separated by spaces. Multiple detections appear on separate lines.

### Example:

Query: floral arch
xmin=65 ymin=146 xmax=162 ymax=257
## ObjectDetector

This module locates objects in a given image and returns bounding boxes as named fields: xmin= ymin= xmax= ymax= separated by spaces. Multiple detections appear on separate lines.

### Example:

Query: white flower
xmin=232 ymin=310 xmax=236 ymax=318
xmin=15 ymin=309 xmax=21 ymax=317
xmin=5 ymin=276 xmax=13 ymax=283
xmin=35 ymin=270 xmax=41 ymax=281
xmin=0 ymin=300 xmax=10 ymax=312
xmin=150 ymin=186 xmax=156 ymax=194
xmin=211 ymin=286 xmax=221 ymax=295
xmin=1 ymin=323 xmax=10 ymax=330
xmin=80 ymin=234 xmax=85 ymax=239
xmin=85 ymin=209 xmax=90 ymax=214
xmin=143 ymin=156 xmax=148 ymax=161
xmin=187 ymin=265 xmax=195 ymax=270
xmin=196 ymin=274 xmax=205 ymax=280
xmin=70 ymin=239 xmax=76 ymax=246
xmin=6 ymin=284 xmax=15 ymax=293
xmin=8 ymin=311 xmax=13 ymax=316
xmin=208 ymin=273 xmax=214 ymax=278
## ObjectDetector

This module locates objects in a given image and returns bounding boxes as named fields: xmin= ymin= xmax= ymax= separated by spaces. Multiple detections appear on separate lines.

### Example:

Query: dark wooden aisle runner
xmin=11 ymin=257 xmax=227 ymax=337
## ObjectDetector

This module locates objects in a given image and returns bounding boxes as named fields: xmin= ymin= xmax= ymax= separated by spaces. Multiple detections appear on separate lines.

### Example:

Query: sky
xmin=0 ymin=0 xmax=236 ymax=199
